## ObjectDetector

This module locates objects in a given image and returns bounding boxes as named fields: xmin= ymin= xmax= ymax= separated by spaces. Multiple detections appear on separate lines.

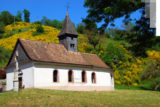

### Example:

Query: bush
xmin=139 ymin=80 xmax=154 ymax=90
xmin=0 ymin=22 xmax=5 ymax=33
xmin=2 ymin=81 xmax=6 ymax=85
xmin=36 ymin=25 xmax=44 ymax=33
xmin=152 ymin=77 xmax=160 ymax=91
xmin=132 ymin=83 xmax=138 ymax=87
xmin=33 ymin=25 xmax=45 ymax=36
xmin=102 ymin=42 xmax=128 ymax=66
xmin=0 ymin=47 xmax=11 ymax=68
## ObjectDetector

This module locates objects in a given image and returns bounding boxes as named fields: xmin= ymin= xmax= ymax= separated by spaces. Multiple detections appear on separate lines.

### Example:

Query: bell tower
xmin=58 ymin=12 xmax=78 ymax=52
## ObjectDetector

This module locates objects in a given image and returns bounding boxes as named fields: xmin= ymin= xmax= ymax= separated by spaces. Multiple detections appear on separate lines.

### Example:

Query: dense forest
xmin=0 ymin=0 xmax=160 ymax=91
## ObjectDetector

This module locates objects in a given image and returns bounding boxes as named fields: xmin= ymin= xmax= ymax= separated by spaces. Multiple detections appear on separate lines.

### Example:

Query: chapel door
xmin=18 ymin=77 xmax=22 ymax=88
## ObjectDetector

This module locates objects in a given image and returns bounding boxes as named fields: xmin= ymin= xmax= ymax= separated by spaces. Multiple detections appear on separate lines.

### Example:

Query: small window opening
xmin=70 ymin=44 xmax=75 ymax=48
xmin=71 ymin=37 xmax=74 ymax=40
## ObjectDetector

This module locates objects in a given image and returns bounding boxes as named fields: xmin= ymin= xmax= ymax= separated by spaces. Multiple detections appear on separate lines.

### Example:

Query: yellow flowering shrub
xmin=147 ymin=50 xmax=160 ymax=62
xmin=78 ymin=34 xmax=89 ymax=53
xmin=110 ymin=45 xmax=146 ymax=86
xmin=5 ymin=22 xmax=35 ymax=32
xmin=114 ymin=70 xmax=121 ymax=80
xmin=132 ymin=83 xmax=138 ymax=87
xmin=115 ymin=80 xmax=121 ymax=85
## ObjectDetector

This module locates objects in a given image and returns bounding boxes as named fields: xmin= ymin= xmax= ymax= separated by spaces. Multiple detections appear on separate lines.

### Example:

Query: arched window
xmin=91 ymin=72 xmax=96 ymax=83
xmin=82 ymin=71 xmax=87 ymax=83
xmin=53 ymin=70 xmax=59 ymax=82
xmin=68 ymin=70 xmax=74 ymax=82
xmin=110 ymin=73 xmax=113 ymax=79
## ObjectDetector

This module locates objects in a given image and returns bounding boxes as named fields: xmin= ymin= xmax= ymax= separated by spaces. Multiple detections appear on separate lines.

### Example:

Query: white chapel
xmin=6 ymin=12 xmax=114 ymax=91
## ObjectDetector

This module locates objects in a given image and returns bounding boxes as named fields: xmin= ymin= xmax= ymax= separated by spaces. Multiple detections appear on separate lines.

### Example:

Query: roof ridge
xmin=68 ymin=51 xmax=97 ymax=56
xmin=18 ymin=38 xmax=63 ymax=46
xmin=79 ymin=52 xmax=97 ymax=55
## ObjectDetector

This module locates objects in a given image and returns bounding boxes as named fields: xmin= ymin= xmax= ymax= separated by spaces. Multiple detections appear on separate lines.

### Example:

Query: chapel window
xmin=68 ymin=70 xmax=74 ymax=82
xmin=53 ymin=70 xmax=59 ymax=82
xmin=91 ymin=72 xmax=96 ymax=83
xmin=71 ymin=37 xmax=74 ymax=40
xmin=82 ymin=71 xmax=87 ymax=83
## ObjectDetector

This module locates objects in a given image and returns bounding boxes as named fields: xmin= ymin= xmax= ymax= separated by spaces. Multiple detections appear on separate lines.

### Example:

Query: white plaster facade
xmin=6 ymin=62 xmax=114 ymax=91
xmin=6 ymin=62 xmax=34 ymax=90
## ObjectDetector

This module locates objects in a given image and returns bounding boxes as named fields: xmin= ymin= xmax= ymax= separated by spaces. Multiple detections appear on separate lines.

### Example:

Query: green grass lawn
xmin=0 ymin=89 xmax=160 ymax=107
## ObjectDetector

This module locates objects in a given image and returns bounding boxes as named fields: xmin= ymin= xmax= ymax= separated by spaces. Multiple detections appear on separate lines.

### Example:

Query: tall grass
xmin=0 ymin=89 xmax=160 ymax=107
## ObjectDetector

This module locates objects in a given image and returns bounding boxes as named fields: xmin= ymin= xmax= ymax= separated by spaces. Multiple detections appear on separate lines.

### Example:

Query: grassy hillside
xmin=0 ymin=89 xmax=160 ymax=107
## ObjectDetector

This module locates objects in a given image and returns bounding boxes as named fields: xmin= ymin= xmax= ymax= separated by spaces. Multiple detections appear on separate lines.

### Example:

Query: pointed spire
xmin=66 ymin=11 xmax=69 ymax=17
xmin=58 ymin=11 xmax=78 ymax=36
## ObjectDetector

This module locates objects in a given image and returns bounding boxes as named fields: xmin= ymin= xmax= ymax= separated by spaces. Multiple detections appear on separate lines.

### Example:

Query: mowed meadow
xmin=0 ymin=89 xmax=160 ymax=107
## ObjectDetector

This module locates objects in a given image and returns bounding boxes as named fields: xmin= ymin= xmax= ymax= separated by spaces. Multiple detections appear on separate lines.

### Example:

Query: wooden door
xmin=18 ymin=77 xmax=22 ymax=88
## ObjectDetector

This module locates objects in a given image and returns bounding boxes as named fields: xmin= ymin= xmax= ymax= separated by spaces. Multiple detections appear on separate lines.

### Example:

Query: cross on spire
xmin=66 ymin=3 xmax=70 ymax=16
xmin=66 ymin=3 xmax=70 ymax=12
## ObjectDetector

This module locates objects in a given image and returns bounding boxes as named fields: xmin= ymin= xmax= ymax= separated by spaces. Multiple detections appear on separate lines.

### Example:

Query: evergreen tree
xmin=23 ymin=9 xmax=30 ymax=22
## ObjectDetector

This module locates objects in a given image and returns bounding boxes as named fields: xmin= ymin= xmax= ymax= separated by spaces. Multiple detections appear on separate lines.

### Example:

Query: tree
xmin=84 ymin=0 xmax=143 ymax=30
xmin=0 ymin=22 xmax=5 ymax=33
xmin=52 ymin=19 xmax=63 ymax=29
xmin=119 ymin=8 xmax=157 ymax=57
xmin=0 ymin=11 xmax=14 ymax=25
xmin=106 ymin=8 xmax=158 ymax=57
xmin=0 ymin=47 xmax=11 ymax=69
xmin=34 ymin=21 xmax=42 ymax=25
xmin=141 ymin=51 xmax=160 ymax=91
xmin=131 ymin=8 xmax=157 ymax=57
xmin=41 ymin=17 xmax=63 ymax=29
xmin=82 ymin=19 xmax=97 ymax=31
xmin=85 ymin=31 xmax=100 ymax=49
xmin=76 ymin=23 xmax=85 ymax=34
xmin=102 ymin=42 xmax=128 ymax=65
xmin=15 ymin=10 xmax=22 ymax=21
xmin=41 ymin=16 xmax=47 ymax=25
xmin=23 ymin=9 xmax=30 ymax=22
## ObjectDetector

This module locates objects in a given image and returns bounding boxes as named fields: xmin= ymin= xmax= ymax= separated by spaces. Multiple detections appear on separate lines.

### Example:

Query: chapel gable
xmin=7 ymin=42 xmax=30 ymax=67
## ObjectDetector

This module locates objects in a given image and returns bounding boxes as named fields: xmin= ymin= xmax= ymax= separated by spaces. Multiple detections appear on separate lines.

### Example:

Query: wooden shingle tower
xmin=58 ymin=12 xmax=78 ymax=52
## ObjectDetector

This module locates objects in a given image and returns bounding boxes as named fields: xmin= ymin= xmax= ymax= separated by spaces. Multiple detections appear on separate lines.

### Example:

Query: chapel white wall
xmin=6 ymin=62 xmax=34 ymax=91
xmin=34 ymin=64 xmax=114 ymax=87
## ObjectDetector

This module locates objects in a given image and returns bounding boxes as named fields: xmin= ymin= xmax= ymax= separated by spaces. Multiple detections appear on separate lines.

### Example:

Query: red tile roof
xmin=18 ymin=39 xmax=110 ymax=69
